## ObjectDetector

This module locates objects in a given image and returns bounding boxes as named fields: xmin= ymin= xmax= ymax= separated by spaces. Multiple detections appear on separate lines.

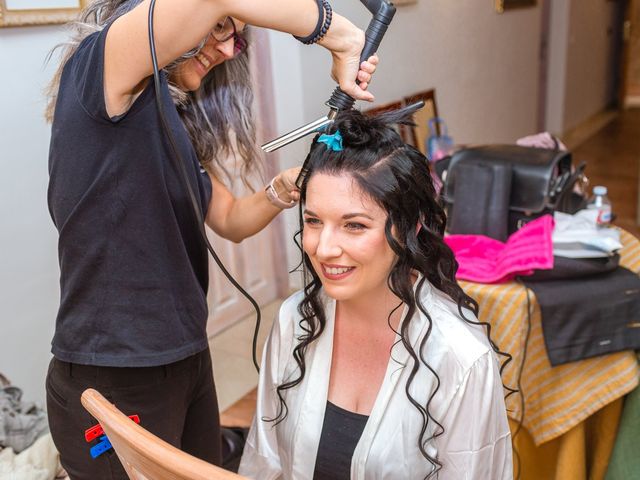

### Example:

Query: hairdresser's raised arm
xmin=105 ymin=0 xmax=373 ymax=116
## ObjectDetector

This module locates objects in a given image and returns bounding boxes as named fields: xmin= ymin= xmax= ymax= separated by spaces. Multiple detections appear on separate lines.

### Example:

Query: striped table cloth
xmin=460 ymin=229 xmax=640 ymax=446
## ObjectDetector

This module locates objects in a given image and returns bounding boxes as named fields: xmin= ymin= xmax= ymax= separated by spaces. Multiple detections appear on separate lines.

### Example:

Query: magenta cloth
xmin=445 ymin=215 xmax=555 ymax=284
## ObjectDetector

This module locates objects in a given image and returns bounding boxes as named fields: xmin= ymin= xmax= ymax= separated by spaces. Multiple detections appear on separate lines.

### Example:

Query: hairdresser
xmin=44 ymin=0 xmax=378 ymax=477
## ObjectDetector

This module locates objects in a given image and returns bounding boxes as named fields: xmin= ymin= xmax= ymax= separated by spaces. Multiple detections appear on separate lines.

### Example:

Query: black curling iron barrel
xmin=262 ymin=0 xmax=396 ymax=152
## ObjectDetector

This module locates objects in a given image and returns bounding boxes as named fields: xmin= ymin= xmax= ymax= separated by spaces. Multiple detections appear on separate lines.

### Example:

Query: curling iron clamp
xmin=261 ymin=0 xmax=397 ymax=153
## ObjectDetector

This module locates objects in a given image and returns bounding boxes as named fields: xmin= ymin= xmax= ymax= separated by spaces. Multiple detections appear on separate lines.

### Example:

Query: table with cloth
xmin=459 ymin=229 xmax=640 ymax=480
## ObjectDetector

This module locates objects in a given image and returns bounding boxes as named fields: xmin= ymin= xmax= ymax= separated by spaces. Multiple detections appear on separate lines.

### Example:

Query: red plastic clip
xmin=84 ymin=415 xmax=140 ymax=442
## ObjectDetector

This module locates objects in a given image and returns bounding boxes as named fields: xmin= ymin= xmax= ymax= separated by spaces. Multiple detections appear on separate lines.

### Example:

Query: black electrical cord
xmin=148 ymin=0 xmax=261 ymax=371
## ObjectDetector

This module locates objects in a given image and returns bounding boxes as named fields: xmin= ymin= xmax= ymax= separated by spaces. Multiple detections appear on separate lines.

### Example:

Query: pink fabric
xmin=516 ymin=132 xmax=567 ymax=151
xmin=445 ymin=215 xmax=555 ymax=284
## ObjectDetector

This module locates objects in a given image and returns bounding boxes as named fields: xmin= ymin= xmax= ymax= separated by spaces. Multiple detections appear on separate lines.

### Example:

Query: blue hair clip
xmin=317 ymin=130 xmax=343 ymax=152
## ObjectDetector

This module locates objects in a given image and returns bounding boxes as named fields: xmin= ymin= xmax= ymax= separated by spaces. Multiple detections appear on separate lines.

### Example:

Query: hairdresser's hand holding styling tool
xmin=261 ymin=0 xmax=396 ymax=153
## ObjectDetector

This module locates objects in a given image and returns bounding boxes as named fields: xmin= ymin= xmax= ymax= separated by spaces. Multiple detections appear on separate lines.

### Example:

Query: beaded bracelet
xmin=294 ymin=0 xmax=332 ymax=45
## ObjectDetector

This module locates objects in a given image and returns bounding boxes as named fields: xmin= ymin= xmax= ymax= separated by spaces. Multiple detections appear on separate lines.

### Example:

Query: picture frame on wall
xmin=0 ymin=0 xmax=83 ymax=27
xmin=402 ymin=90 xmax=439 ymax=156
xmin=495 ymin=0 xmax=536 ymax=13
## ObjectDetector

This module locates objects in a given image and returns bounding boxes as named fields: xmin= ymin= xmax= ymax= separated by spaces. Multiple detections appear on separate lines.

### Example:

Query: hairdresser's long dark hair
xmin=269 ymin=109 xmax=511 ymax=478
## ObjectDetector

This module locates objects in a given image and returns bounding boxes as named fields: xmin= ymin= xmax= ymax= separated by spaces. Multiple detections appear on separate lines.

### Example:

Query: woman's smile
xmin=320 ymin=263 xmax=356 ymax=280
xmin=195 ymin=51 xmax=214 ymax=71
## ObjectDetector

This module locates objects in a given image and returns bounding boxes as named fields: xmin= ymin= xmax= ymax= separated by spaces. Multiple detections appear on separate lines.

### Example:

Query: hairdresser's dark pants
xmin=46 ymin=348 xmax=221 ymax=480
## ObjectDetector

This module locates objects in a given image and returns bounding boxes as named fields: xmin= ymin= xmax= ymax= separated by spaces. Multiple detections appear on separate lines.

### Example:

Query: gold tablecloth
xmin=460 ymin=229 xmax=640 ymax=446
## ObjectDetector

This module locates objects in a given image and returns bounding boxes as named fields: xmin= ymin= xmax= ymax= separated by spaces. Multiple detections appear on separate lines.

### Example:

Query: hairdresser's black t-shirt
xmin=47 ymin=24 xmax=212 ymax=367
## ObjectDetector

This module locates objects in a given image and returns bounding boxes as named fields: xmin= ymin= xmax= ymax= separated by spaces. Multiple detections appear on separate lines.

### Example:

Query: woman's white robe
xmin=239 ymin=282 xmax=513 ymax=479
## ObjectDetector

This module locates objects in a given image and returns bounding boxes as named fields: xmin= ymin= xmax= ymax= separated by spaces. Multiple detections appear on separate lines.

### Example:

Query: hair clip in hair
xmin=317 ymin=130 xmax=343 ymax=152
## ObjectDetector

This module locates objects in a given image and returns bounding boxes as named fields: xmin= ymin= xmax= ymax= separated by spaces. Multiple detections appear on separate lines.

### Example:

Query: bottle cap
xmin=593 ymin=186 xmax=607 ymax=195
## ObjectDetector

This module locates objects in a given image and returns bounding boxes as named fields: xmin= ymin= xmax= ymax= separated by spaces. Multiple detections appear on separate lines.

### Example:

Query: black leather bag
xmin=442 ymin=145 xmax=586 ymax=240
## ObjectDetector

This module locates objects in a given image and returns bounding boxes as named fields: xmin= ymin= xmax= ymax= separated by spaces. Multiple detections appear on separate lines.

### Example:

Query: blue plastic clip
xmin=317 ymin=130 xmax=343 ymax=152
xmin=90 ymin=435 xmax=113 ymax=459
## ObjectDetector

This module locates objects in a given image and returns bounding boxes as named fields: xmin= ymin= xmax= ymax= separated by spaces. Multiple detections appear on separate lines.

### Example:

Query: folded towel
xmin=553 ymin=210 xmax=622 ymax=258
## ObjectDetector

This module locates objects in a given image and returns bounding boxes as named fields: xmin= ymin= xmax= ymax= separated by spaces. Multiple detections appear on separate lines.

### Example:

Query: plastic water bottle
xmin=587 ymin=186 xmax=613 ymax=227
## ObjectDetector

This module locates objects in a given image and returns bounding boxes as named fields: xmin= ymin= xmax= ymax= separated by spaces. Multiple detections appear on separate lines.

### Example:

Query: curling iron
xmin=262 ymin=0 xmax=396 ymax=153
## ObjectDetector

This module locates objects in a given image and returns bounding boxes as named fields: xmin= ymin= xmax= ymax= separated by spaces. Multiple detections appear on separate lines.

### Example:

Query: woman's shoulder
xmin=68 ymin=26 xmax=109 ymax=67
xmin=420 ymin=284 xmax=494 ymax=371
xmin=279 ymin=289 xmax=305 ymax=315
xmin=275 ymin=289 xmax=326 ymax=336
xmin=276 ymin=290 xmax=304 ymax=331
xmin=278 ymin=289 xmax=331 ymax=319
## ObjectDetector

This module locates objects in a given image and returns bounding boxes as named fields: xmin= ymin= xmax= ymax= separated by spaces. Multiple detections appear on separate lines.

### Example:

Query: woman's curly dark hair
xmin=268 ymin=108 xmax=512 ymax=478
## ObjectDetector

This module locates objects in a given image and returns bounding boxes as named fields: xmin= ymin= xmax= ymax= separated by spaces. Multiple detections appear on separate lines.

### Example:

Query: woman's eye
xmin=304 ymin=217 xmax=321 ymax=226
xmin=345 ymin=222 xmax=366 ymax=231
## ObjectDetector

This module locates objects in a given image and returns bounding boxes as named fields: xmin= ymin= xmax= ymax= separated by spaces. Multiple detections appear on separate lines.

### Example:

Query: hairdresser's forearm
xmin=224 ymin=0 xmax=359 ymax=52
xmin=205 ymin=174 xmax=285 ymax=243
xmin=222 ymin=0 xmax=318 ymax=38
xmin=107 ymin=0 xmax=368 ymax=114
xmin=106 ymin=0 xmax=319 ymax=106
xmin=111 ymin=0 xmax=319 ymax=76
xmin=218 ymin=195 xmax=282 ymax=243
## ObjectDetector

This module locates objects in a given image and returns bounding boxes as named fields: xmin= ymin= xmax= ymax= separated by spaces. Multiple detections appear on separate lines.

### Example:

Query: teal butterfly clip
xmin=316 ymin=130 xmax=343 ymax=152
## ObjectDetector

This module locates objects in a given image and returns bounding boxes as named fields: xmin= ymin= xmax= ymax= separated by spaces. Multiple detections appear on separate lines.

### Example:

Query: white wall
xmin=545 ymin=0 xmax=623 ymax=134
xmin=545 ymin=0 xmax=571 ymax=134
xmin=563 ymin=0 xmax=620 ymax=131
xmin=0 ymin=25 xmax=66 ymax=405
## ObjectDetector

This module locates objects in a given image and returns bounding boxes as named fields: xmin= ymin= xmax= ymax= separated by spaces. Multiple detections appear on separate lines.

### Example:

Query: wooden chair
xmin=402 ymin=89 xmax=440 ymax=155
xmin=81 ymin=389 xmax=246 ymax=480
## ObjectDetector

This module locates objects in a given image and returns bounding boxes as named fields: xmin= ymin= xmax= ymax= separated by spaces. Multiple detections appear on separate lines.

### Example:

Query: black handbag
xmin=441 ymin=145 xmax=587 ymax=240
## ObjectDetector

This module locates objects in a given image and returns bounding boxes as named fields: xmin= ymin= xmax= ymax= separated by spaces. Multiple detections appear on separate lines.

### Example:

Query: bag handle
xmin=551 ymin=161 xmax=587 ymax=212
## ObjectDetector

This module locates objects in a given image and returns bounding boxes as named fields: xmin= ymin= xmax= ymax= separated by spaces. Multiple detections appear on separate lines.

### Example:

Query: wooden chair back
xmin=362 ymin=100 xmax=411 ymax=143
xmin=403 ymin=89 xmax=439 ymax=155
xmin=362 ymin=91 xmax=440 ymax=155
xmin=81 ymin=388 xmax=246 ymax=480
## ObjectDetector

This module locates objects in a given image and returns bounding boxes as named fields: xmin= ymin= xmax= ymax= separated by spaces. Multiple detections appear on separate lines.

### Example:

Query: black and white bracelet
xmin=294 ymin=0 xmax=332 ymax=45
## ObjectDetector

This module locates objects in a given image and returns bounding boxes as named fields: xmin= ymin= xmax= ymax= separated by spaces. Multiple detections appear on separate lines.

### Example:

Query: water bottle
xmin=587 ymin=186 xmax=613 ymax=227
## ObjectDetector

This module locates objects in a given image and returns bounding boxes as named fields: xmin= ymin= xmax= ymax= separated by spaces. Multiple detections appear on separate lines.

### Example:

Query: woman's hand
xmin=318 ymin=14 xmax=379 ymax=102
xmin=273 ymin=167 xmax=302 ymax=203
xmin=356 ymin=54 xmax=379 ymax=93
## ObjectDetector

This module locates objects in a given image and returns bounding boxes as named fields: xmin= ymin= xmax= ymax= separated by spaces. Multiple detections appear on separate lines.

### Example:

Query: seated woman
xmin=239 ymin=109 xmax=513 ymax=479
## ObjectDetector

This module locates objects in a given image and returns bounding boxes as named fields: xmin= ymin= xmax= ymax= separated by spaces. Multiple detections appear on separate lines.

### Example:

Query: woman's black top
xmin=313 ymin=401 xmax=369 ymax=480
xmin=47 ymin=23 xmax=212 ymax=367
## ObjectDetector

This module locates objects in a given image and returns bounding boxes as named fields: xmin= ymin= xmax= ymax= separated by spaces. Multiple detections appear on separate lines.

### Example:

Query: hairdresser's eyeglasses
xmin=210 ymin=17 xmax=248 ymax=57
